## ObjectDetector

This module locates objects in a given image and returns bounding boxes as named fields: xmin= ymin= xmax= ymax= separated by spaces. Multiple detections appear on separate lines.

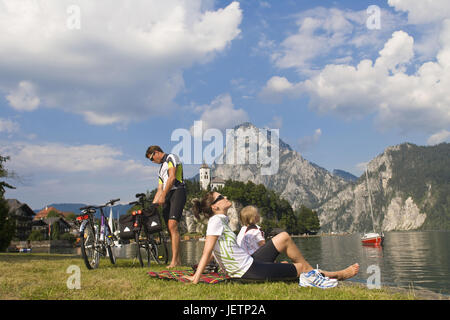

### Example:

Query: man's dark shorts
xmin=162 ymin=188 xmax=186 ymax=224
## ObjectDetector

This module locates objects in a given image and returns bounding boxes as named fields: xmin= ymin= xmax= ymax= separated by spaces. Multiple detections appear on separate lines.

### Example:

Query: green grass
xmin=0 ymin=253 xmax=415 ymax=300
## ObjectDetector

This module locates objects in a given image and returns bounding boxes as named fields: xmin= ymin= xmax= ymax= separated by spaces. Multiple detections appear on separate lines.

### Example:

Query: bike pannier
xmin=143 ymin=207 xmax=163 ymax=234
xmin=119 ymin=214 xmax=136 ymax=240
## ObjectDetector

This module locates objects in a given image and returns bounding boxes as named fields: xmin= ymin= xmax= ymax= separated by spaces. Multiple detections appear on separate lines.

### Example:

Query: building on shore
xmin=199 ymin=163 xmax=225 ymax=190
xmin=6 ymin=199 xmax=35 ymax=241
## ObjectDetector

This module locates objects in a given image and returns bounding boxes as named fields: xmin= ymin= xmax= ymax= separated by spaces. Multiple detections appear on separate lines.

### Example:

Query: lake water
xmin=178 ymin=231 xmax=450 ymax=296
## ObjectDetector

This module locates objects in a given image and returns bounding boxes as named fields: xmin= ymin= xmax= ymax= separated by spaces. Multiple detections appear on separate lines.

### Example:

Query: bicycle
xmin=77 ymin=198 xmax=120 ymax=270
xmin=125 ymin=193 xmax=169 ymax=267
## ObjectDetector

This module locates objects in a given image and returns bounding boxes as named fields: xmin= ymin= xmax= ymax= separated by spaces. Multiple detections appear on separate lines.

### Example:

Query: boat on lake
xmin=361 ymin=232 xmax=384 ymax=246
xmin=361 ymin=168 xmax=384 ymax=246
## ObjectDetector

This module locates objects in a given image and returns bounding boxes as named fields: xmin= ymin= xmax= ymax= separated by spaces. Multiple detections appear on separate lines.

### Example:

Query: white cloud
xmin=6 ymin=81 xmax=40 ymax=111
xmin=261 ymin=22 xmax=450 ymax=134
xmin=297 ymin=128 xmax=322 ymax=152
xmin=190 ymin=93 xmax=249 ymax=136
xmin=271 ymin=7 xmax=402 ymax=74
xmin=388 ymin=0 xmax=450 ymax=24
xmin=1 ymin=141 xmax=156 ymax=178
xmin=259 ymin=76 xmax=303 ymax=103
xmin=1 ymin=140 xmax=161 ymax=208
xmin=374 ymin=31 xmax=414 ymax=72
xmin=387 ymin=0 xmax=450 ymax=62
xmin=427 ymin=130 xmax=450 ymax=145
xmin=0 ymin=0 xmax=242 ymax=125
xmin=0 ymin=118 xmax=20 ymax=134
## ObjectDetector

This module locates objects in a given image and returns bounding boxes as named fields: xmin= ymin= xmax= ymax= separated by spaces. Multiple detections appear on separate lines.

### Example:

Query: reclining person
xmin=185 ymin=192 xmax=359 ymax=288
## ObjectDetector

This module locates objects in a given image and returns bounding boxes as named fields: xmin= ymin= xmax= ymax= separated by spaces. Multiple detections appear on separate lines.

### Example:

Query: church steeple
xmin=199 ymin=162 xmax=211 ymax=190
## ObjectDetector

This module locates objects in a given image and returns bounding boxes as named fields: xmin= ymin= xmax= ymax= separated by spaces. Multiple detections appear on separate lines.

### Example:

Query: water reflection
xmin=180 ymin=240 xmax=205 ymax=266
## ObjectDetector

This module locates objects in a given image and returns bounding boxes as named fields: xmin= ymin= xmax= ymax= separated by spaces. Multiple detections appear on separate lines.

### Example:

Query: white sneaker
xmin=299 ymin=269 xmax=338 ymax=289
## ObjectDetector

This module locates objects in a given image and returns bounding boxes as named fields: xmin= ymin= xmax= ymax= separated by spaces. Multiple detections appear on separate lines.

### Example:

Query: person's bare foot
xmin=167 ymin=261 xmax=181 ymax=269
xmin=322 ymin=263 xmax=359 ymax=280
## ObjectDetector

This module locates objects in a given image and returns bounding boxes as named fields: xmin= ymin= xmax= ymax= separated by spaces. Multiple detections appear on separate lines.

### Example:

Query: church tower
xmin=199 ymin=163 xmax=211 ymax=190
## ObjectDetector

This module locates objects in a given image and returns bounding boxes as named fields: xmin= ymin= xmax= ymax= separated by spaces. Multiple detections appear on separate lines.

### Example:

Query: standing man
xmin=146 ymin=145 xmax=186 ymax=268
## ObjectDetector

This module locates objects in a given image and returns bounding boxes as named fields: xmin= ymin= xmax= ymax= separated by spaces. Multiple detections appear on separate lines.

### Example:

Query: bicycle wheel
xmin=150 ymin=232 xmax=169 ymax=264
xmin=105 ymin=225 xmax=116 ymax=265
xmin=81 ymin=222 xmax=99 ymax=270
xmin=135 ymin=228 xmax=150 ymax=268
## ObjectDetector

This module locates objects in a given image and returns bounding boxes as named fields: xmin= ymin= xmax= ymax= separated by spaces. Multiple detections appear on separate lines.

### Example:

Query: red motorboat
xmin=361 ymin=232 xmax=384 ymax=246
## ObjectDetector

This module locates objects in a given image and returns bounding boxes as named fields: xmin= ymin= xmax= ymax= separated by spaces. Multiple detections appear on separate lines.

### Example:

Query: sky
xmin=1 ymin=0 xmax=450 ymax=210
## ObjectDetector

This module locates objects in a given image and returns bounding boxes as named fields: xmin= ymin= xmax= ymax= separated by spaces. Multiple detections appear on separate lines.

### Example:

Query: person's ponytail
xmin=191 ymin=192 xmax=216 ymax=220
xmin=191 ymin=198 xmax=203 ymax=220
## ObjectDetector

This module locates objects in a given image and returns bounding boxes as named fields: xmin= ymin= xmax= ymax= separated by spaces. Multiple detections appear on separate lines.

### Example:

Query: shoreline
xmin=340 ymin=280 xmax=450 ymax=300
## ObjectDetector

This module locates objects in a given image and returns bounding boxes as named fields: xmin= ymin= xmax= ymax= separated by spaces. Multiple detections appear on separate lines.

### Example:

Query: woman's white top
xmin=206 ymin=214 xmax=253 ymax=278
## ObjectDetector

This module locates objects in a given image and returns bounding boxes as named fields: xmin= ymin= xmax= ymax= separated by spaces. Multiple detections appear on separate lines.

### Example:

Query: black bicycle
xmin=77 ymin=198 xmax=120 ymax=269
xmin=123 ymin=193 xmax=169 ymax=267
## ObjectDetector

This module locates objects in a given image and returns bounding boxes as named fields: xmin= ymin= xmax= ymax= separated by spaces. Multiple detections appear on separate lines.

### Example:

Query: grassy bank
xmin=0 ymin=253 xmax=416 ymax=300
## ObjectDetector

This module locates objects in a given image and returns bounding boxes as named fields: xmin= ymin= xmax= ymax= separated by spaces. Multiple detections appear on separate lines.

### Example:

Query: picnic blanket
xmin=147 ymin=270 xmax=232 ymax=284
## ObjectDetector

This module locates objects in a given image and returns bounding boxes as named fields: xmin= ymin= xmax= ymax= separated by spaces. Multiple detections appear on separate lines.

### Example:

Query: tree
xmin=220 ymin=180 xmax=298 ymax=234
xmin=47 ymin=210 xmax=62 ymax=218
xmin=0 ymin=155 xmax=15 ymax=251
xmin=28 ymin=230 xmax=45 ymax=241
xmin=296 ymin=205 xmax=320 ymax=234
xmin=51 ymin=222 xmax=60 ymax=240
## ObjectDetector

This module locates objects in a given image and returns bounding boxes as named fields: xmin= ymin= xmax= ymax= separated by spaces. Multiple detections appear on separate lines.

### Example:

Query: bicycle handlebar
xmin=79 ymin=198 xmax=120 ymax=211
xmin=107 ymin=198 xmax=120 ymax=206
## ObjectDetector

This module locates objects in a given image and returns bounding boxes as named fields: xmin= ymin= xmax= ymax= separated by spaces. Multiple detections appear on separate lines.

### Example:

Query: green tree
xmin=220 ymin=180 xmax=298 ymax=234
xmin=296 ymin=205 xmax=320 ymax=234
xmin=0 ymin=156 xmax=15 ymax=251
xmin=51 ymin=222 xmax=60 ymax=240
xmin=28 ymin=230 xmax=44 ymax=241
xmin=47 ymin=210 xmax=61 ymax=218
xmin=65 ymin=212 xmax=76 ymax=221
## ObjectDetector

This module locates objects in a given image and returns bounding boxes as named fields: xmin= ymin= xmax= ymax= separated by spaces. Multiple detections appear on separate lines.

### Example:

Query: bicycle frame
xmin=79 ymin=206 xmax=114 ymax=242
xmin=78 ymin=198 xmax=119 ymax=269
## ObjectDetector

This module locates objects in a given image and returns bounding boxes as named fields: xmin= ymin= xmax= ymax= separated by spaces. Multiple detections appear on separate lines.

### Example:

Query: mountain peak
xmin=232 ymin=122 xmax=292 ymax=151
xmin=233 ymin=122 xmax=256 ymax=130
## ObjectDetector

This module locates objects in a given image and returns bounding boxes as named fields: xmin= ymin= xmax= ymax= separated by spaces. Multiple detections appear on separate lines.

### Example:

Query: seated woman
xmin=185 ymin=192 xmax=359 ymax=288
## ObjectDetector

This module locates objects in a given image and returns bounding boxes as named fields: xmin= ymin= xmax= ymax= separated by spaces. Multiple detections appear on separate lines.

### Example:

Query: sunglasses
xmin=148 ymin=152 xmax=155 ymax=161
xmin=211 ymin=194 xmax=224 ymax=205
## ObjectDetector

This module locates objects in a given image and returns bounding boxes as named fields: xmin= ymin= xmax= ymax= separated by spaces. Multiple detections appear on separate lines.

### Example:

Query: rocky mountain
xmin=317 ymin=143 xmax=450 ymax=232
xmin=332 ymin=169 xmax=358 ymax=182
xmin=210 ymin=123 xmax=350 ymax=211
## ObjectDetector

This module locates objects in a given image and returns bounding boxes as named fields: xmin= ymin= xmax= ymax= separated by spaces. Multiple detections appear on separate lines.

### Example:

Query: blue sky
xmin=1 ymin=0 xmax=449 ymax=209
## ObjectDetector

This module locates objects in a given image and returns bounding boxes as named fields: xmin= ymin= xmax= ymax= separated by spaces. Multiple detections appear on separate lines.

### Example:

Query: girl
xmin=237 ymin=205 xmax=266 ymax=254
xmin=237 ymin=205 xmax=283 ymax=263
xmin=185 ymin=192 xmax=359 ymax=288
